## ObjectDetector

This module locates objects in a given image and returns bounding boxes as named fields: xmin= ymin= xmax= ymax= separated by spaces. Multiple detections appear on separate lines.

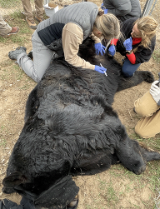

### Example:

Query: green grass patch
xmin=0 ymin=0 xmax=20 ymax=8
xmin=0 ymin=138 xmax=7 ymax=147
xmin=0 ymin=0 xmax=34 ymax=8
xmin=0 ymin=11 xmax=33 ymax=45
xmin=152 ymin=49 xmax=160 ymax=63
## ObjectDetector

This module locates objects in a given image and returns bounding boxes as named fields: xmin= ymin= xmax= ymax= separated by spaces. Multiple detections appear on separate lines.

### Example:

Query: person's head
xmin=131 ymin=16 xmax=158 ymax=48
xmin=93 ymin=13 xmax=120 ymax=41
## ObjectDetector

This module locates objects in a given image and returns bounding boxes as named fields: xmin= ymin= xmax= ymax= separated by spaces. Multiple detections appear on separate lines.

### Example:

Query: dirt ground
xmin=0 ymin=0 xmax=160 ymax=208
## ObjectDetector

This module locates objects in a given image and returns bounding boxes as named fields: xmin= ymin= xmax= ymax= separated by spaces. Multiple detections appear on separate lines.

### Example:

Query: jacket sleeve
xmin=107 ymin=0 xmax=131 ymax=16
xmin=62 ymin=22 xmax=95 ymax=70
xmin=134 ymin=36 xmax=156 ymax=64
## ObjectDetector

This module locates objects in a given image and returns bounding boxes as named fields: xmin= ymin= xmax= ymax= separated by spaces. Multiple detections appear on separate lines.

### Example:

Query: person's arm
xmin=107 ymin=0 xmax=131 ymax=16
xmin=62 ymin=22 xmax=95 ymax=70
xmin=123 ymin=37 xmax=136 ymax=64
xmin=126 ymin=52 xmax=136 ymax=64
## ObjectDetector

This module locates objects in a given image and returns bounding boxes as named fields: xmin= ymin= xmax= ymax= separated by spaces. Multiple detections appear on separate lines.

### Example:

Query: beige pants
xmin=134 ymin=91 xmax=160 ymax=138
xmin=21 ymin=0 xmax=44 ymax=21
xmin=0 ymin=14 xmax=12 ymax=36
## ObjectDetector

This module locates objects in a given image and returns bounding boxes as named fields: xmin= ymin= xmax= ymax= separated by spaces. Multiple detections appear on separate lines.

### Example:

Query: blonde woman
xmin=8 ymin=2 xmax=120 ymax=83
xmin=107 ymin=16 xmax=158 ymax=77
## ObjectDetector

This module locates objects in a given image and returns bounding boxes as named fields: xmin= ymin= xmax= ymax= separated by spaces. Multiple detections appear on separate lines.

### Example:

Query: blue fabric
xmin=0 ymin=199 xmax=23 ymax=209
xmin=20 ymin=197 xmax=35 ymax=209
xmin=94 ymin=43 xmax=105 ymax=55
xmin=104 ymin=9 xmax=108 ymax=14
xmin=108 ymin=45 xmax=116 ymax=56
xmin=101 ymin=3 xmax=104 ymax=9
xmin=122 ymin=58 xmax=141 ymax=77
xmin=123 ymin=37 xmax=132 ymax=51
xmin=94 ymin=65 xmax=107 ymax=74
xmin=101 ymin=3 xmax=108 ymax=14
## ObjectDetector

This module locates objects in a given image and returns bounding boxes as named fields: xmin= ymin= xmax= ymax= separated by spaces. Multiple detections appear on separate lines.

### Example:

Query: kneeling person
xmin=134 ymin=78 xmax=160 ymax=138
xmin=107 ymin=16 xmax=157 ymax=77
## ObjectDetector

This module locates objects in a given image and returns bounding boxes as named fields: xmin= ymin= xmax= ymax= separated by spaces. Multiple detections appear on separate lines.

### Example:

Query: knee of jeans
xmin=122 ymin=66 xmax=134 ymax=77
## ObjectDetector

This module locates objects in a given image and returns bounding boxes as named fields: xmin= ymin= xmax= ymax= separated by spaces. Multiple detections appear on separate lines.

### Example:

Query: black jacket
xmin=116 ymin=18 xmax=156 ymax=64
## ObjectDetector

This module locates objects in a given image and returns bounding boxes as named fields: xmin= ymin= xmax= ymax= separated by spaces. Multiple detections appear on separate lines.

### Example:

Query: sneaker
xmin=6 ymin=26 xmax=19 ymax=37
xmin=35 ymin=16 xmax=44 ymax=23
xmin=26 ymin=18 xmax=37 ymax=29
xmin=8 ymin=46 xmax=27 ymax=60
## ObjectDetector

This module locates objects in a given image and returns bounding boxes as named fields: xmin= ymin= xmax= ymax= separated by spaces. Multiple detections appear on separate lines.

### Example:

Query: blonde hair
xmin=94 ymin=13 xmax=120 ymax=40
xmin=135 ymin=16 xmax=158 ymax=49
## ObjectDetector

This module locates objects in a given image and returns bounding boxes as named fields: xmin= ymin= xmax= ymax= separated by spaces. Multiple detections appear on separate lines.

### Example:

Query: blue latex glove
xmin=94 ymin=65 xmax=107 ymax=74
xmin=101 ymin=3 xmax=108 ymax=14
xmin=108 ymin=45 xmax=116 ymax=56
xmin=94 ymin=43 xmax=106 ymax=55
xmin=123 ymin=37 xmax=132 ymax=51
xmin=101 ymin=3 xmax=104 ymax=9
xmin=104 ymin=8 xmax=108 ymax=14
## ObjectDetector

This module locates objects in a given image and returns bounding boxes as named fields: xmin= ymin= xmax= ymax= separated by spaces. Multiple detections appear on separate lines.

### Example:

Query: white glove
xmin=150 ymin=80 xmax=160 ymax=104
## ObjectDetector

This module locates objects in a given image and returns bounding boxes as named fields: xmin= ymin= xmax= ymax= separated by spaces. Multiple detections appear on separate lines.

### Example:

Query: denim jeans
xmin=122 ymin=58 xmax=141 ymax=77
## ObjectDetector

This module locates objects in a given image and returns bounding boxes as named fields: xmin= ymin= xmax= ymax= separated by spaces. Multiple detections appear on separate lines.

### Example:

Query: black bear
xmin=2 ymin=38 xmax=159 ymax=209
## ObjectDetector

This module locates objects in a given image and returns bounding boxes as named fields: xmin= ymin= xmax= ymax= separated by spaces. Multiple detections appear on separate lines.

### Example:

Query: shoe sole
xmin=26 ymin=18 xmax=37 ymax=29
xmin=35 ymin=16 xmax=44 ymax=23
xmin=30 ymin=25 xmax=37 ymax=29
xmin=35 ymin=17 xmax=41 ymax=22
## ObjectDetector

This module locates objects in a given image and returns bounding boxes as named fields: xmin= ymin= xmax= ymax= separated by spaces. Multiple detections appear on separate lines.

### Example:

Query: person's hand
xmin=101 ymin=3 xmax=104 ymax=8
xmin=108 ymin=45 xmax=116 ymax=56
xmin=94 ymin=43 xmax=106 ymax=55
xmin=150 ymin=80 xmax=160 ymax=104
xmin=104 ymin=8 xmax=108 ymax=14
xmin=94 ymin=65 xmax=107 ymax=74
xmin=101 ymin=3 xmax=108 ymax=14
xmin=123 ymin=37 xmax=132 ymax=51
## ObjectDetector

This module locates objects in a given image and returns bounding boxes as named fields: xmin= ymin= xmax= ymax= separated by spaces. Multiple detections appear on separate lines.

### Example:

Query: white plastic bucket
xmin=43 ymin=3 xmax=59 ymax=17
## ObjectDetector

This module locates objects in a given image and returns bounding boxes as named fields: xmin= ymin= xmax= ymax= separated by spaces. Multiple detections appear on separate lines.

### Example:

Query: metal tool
xmin=100 ymin=63 xmax=108 ymax=77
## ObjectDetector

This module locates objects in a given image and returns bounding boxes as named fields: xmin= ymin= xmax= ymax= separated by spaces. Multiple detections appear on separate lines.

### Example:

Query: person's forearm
xmin=62 ymin=23 xmax=95 ymax=70
xmin=65 ymin=53 xmax=95 ymax=70
xmin=126 ymin=52 xmax=136 ymax=64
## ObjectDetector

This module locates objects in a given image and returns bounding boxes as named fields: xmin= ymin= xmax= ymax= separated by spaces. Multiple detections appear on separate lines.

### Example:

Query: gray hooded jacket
xmin=103 ymin=0 xmax=141 ymax=22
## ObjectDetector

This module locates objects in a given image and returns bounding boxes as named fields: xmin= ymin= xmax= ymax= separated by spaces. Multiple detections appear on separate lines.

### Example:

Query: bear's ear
xmin=2 ymin=171 xmax=27 ymax=188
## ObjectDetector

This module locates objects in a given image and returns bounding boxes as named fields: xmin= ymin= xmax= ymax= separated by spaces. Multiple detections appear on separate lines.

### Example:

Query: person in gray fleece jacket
xmin=101 ymin=0 xmax=141 ymax=22
xmin=8 ymin=2 xmax=120 ymax=83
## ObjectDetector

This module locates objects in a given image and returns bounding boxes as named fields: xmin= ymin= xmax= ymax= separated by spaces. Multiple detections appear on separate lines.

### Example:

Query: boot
xmin=7 ymin=26 xmax=19 ymax=36
xmin=26 ymin=18 xmax=37 ymax=29
xmin=8 ymin=46 xmax=27 ymax=60
xmin=35 ymin=16 xmax=44 ymax=23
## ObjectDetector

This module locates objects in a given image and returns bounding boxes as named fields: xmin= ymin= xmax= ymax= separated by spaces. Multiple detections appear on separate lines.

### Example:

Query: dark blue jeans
xmin=122 ymin=58 xmax=141 ymax=77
